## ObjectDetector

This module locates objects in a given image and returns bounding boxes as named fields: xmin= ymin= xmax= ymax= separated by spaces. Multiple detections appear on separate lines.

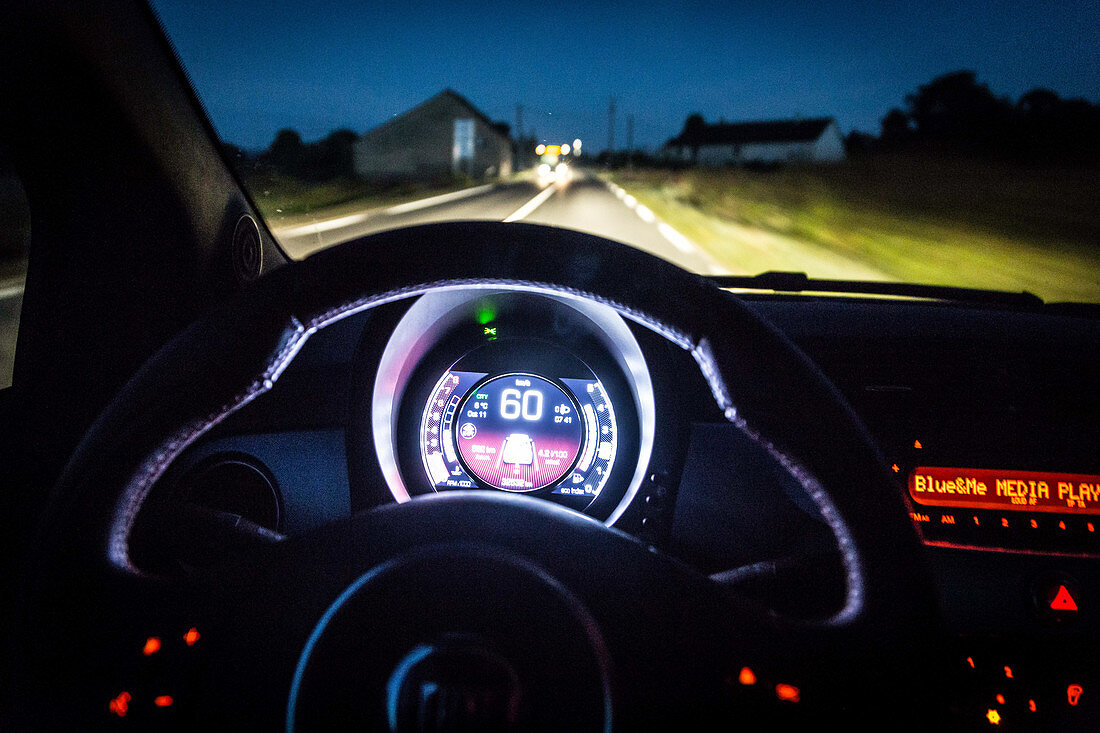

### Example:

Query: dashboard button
xmin=1033 ymin=574 xmax=1082 ymax=625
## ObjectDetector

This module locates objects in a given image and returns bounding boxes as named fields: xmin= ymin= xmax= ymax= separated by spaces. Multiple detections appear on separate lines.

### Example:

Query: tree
xmin=904 ymin=71 xmax=1012 ymax=154
xmin=308 ymin=129 xmax=357 ymax=180
xmin=267 ymin=128 xmax=305 ymax=177
xmin=879 ymin=108 xmax=913 ymax=147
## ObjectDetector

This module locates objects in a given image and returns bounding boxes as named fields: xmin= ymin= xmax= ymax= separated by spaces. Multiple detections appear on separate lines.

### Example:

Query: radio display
xmin=909 ymin=467 xmax=1100 ymax=515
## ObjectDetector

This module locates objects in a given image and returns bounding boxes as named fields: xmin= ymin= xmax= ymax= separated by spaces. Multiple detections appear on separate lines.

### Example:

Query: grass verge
xmin=608 ymin=157 xmax=1100 ymax=303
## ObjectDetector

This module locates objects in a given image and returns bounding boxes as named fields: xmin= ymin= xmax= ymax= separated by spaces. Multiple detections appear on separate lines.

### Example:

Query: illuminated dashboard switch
xmin=501 ymin=434 xmax=534 ymax=465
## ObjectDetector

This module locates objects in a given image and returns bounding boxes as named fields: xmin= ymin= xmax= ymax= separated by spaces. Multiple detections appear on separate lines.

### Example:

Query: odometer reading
xmin=456 ymin=374 xmax=583 ymax=491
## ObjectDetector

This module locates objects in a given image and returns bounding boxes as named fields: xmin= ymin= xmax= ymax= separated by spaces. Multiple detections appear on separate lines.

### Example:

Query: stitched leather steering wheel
xmin=15 ymin=222 xmax=938 ymax=729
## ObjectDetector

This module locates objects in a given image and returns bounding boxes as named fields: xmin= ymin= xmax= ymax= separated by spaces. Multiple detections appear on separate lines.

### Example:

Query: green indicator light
xmin=483 ymin=326 xmax=497 ymax=337
xmin=476 ymin=305 xmax=497 ymax=325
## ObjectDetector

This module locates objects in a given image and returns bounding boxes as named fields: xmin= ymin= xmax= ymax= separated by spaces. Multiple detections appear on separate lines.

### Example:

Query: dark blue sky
xmin=152 ymin=0 xmax=1100 ymax=152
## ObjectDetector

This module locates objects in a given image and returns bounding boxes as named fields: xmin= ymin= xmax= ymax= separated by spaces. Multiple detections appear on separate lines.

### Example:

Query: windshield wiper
xmin=709 ymin=271 xmax=1044 ymax=307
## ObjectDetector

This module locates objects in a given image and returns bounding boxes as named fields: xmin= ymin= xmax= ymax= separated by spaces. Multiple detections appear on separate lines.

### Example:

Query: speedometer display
xmin=455 ymin=374 xmax=583 ymax=491
xmin=420 ymin=367 xmax=618 ymax=497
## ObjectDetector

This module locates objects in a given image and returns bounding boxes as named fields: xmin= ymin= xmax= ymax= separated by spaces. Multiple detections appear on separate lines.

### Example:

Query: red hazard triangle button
xmin=1050 ymin=585 xmax=1079 ymax=612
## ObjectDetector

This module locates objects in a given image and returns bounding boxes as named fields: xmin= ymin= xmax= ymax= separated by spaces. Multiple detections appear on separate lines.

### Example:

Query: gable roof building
xmin=354 ymin=89 xmax=513 ymax=180
xmin=665 ymin=116 xmax=844 ymax=165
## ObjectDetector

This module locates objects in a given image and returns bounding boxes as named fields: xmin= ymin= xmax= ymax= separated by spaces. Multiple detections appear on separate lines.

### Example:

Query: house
xmin=354 ymin=89 xmax=513 ymax=180
xmin=665 ymin=117 xmax=845 ymax=165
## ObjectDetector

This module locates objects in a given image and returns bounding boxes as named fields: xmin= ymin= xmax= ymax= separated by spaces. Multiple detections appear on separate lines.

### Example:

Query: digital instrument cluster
xmin=420 ymin=370 xmax=617 ymax=497
xmin=370 ymin=289 xmax=655 ymax=523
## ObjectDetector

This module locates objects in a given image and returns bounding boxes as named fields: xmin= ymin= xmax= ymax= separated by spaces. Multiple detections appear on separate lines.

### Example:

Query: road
xmin=274 ymin=172 xmax=727 ymax=275
xmin=1 ymin=172 xmax=723 ymax=387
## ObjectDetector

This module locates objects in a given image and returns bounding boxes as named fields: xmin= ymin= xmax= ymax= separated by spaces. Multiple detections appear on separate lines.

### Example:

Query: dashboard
xmin=139 ymin=288 xmax=1100 ymax=730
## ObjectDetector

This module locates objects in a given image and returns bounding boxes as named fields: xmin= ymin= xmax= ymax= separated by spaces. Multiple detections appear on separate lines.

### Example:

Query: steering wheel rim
xmin=15 ymin=221 xmax=938 ymax=728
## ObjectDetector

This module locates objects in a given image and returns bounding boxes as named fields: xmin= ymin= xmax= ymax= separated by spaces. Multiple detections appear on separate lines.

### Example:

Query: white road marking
xmin=278 ymin=212 xmax=368 ymax=237
xmin=657 ymin=222 xmax=696 ymax=254
xmin=0 ymin=284 xmax=24 ymax=300
xmin=604 ymin=178 xmax=701 ymax=257
xmin=385 ymin=183 xmax=494 ymax=215
xmin=503 ymin=185 xmax=556 ymax=223
xmin=274 ymin=183 xmax=497 ymax=239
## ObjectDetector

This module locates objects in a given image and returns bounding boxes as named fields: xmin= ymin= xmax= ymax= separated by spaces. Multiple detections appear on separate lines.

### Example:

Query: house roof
xmin=667 ymin=117 xmax=835 ymax=147
xmin=360 ymin=89 xmax=509 ymax=141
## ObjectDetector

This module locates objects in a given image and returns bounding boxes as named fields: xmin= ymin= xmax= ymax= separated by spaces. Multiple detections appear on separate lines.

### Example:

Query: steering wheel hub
xmin=287 ymin=542 xmax=612 ymax=732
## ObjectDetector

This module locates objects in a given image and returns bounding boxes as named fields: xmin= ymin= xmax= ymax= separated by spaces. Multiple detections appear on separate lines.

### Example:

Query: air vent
xmin=183 ymin=454 xmax=280 ymax=532
xmin=232 ymin=213 xmax=263 ymax=282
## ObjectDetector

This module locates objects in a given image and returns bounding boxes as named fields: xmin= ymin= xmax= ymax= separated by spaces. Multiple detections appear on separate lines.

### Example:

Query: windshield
xmin=152 ymin=1 xmax=1099 ymax=303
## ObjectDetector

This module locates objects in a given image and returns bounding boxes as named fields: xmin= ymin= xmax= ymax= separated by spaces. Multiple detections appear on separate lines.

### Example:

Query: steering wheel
xmin=13 ymin=222 xmax=938 ymax=730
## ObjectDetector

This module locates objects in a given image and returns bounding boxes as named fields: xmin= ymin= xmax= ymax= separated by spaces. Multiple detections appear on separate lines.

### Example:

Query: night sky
xmin=151 ymin=0 xmax=1100 ymax=152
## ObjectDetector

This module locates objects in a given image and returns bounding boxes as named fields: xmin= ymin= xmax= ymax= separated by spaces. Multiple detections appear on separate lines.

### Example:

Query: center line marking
xmin=503 ymin=185 xmax=556 ymax=222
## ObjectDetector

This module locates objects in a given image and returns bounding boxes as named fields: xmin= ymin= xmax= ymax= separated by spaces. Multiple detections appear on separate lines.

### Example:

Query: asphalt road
xmin=274 ymin=172 xmax=726 ymax=275
xmin=0 ymin=172 xmax=725 ymax=387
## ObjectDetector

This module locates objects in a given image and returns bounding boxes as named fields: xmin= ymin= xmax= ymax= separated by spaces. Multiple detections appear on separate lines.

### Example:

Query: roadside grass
xmin=608 ymin=157 xmax=1100 ymax=303
xmin=244 ymin=171 xmax=488 ymax=232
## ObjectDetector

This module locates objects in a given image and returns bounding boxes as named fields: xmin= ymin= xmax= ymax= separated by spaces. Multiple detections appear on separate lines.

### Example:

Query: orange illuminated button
xmin=108 ymin=691 xmax=131 ymax=718
xmin=154 ymin=695 xmax=174 ymax=708
xmin=775 ymin=684 xmax=800 ymax=703
xmin=142 ymin=636 xmax=162 ymax=656
xmin=183 ymin=627 xmax=201 ymax=646
xmin=737 ymin=667 xmax=756 ymax=686
xmin=1067 ymin=684 xmax=1083 ymax=706
xmin=986 ymin=708 xmax=1001 ymax=725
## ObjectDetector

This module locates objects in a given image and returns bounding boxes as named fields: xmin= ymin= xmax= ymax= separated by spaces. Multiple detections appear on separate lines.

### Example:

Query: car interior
xmin=2 ymin=1 xmax=1098 ymax=730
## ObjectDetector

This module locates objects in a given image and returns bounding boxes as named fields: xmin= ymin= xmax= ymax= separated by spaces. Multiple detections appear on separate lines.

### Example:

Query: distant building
xmin=664 ymin=117 xmax=845 ymax=165
xmin=354 ymin=89 xmax=513 ymax=180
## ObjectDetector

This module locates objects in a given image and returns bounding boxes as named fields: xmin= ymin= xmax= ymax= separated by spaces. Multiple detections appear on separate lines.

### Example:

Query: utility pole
xmin=626 ymin=114 xmax=635 ymax=167
xmin=608 ymin=97 xmax=617 ymax=156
